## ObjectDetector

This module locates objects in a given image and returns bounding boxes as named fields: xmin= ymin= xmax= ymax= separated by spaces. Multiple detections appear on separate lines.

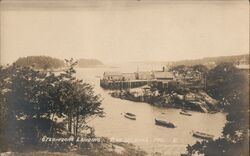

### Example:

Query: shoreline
xmin=108 ymin=89 xmax=220 ymax=114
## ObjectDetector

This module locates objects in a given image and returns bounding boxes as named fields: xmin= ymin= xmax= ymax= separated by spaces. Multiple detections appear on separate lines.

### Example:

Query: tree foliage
xmin=59 ymin=59 xmax=104 ymax=137
xmin=170 ymin=64 xmax=208 ymax=75
xmin=15 ymin=56 xmax=65 ymax=70
xmin=207 ymin=62 xmax=248 ymax=101
xmin=0 ymin=58 xmax=104 ymax=151
xmin=187 ymin=62 xmax=249 ymax=156
xmin=191 ymin=64 xmax=208 ymax=74
xmin=171 ymin=54 xmax=249 ymax=66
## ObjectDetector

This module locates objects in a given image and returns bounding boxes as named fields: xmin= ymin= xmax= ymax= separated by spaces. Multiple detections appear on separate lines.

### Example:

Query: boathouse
xmin=152 ymin=71 xmax=175 ymax=90
xmin=100 ymin=67 xmax=177 ymax=90
xmin=100 ymin=71 xmax=151 ymax=90
xmin=136 ymin=71 xmax=153 ymax=80
xmin=103 ymin=72 xmax=123 ymax=81
xmin=122 ymin=73 xmax=136 ymax=81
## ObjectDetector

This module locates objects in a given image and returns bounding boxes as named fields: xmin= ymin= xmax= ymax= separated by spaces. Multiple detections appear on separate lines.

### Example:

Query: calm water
xmin=75 ymin=64 xmax=226 ymax=155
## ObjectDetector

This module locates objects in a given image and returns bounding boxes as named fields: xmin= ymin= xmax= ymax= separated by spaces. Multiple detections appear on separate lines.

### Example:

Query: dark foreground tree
xmin=0 ymin=66 xmax=9 ymax=152
xmin=206 ymin=62 xmax=245 ymax=100
xmin=0 ymin=58 xmax=104 ymax=151
xmin=59 ymin=59 xmax=104 ymax=138
xmin=187 ymin=63 xmax=249 ymax=156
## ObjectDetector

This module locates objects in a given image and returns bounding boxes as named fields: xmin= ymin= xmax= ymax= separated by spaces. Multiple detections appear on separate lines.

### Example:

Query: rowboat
xmin=124 ymin=112 xmax=136 ymax=120
xmin=155 ymin=118 xmax=176 ymax=128
xmin=180 ymin=111 xmax=192 ymax=116
xmin=192 ymin=131 xmax=214 ymax=140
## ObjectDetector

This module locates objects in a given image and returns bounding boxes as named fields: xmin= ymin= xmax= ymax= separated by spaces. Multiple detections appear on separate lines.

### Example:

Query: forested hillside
xmin=15 ymin=56 xmax=65 ymax=69
xmin=170 ymin=54 xmax=249 ymax=67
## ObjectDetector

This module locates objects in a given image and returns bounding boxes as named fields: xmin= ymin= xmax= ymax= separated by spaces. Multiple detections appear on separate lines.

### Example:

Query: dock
xmin=100 ymin=79 xmax=153 ymax=90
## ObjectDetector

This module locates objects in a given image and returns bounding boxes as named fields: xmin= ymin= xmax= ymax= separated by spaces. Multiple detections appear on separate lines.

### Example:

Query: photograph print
xmin=0 ymin=0 xmax=249 ymax=156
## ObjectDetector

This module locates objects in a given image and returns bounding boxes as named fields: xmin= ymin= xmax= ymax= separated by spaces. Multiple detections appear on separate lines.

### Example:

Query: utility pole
xmin=204 ymin=73 xmax=207 ymax=91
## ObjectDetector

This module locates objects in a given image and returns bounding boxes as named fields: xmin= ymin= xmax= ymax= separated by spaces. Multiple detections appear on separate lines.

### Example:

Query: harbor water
xmin=75 ymin=64 xmax=226 ymax=155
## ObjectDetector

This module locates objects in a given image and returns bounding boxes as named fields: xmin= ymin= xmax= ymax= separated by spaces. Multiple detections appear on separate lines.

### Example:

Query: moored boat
xmin=124 ymin=112 xmax=136 ymax=120
xmin=192 ymin=130 xmax=214 ymax=140
xmin=155 ymin=118 xmax=176 ymax=128
xmin=180 ymin=111 xmax=192 ymax=116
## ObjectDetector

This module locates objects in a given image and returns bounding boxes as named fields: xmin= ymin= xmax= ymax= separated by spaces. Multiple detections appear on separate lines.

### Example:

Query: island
xmin=14 ymin=56 xmax=65 ymax=70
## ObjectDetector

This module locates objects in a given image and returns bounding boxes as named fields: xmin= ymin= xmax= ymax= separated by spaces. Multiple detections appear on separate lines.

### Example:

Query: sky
xmin=0 ymin=0 xmax=249 ymax=65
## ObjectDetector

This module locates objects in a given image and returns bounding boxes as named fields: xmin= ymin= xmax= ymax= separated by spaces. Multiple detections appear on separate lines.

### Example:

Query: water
xmin=74 ymin=65 xmax=226 ymax=155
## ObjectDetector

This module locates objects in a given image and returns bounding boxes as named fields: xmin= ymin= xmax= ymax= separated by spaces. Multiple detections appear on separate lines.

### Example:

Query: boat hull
xmin=124 ymin=114 xmax=136 ymax=120
xmin=124 ymin=112 xmax=136 ymax=120
xmin=180 ymin=111 xmax=192 ymax=116
xmin=192 ymin=131 xmax=214 ymax=140
xmin=155 ymin=119 xmax=176 ymax=128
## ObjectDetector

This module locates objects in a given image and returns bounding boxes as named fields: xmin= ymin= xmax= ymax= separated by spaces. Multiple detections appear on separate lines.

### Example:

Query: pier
xmin=100 ymin=79 xmax=153 ymax=90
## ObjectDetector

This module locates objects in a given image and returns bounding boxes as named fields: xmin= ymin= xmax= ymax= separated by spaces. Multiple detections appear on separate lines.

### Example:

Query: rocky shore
xmin=110 ymin=88 xmax=219 ymax=113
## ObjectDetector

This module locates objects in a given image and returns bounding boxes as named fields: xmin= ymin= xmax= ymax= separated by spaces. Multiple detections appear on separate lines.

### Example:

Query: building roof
xmin=122 ymin=73 xmax=136 ymax=80
xmin=138 ymin=71 xmax=152 ymax=75
xmin=153 ymin=71 xmax=174 ymax=79
xmin=122 ymin=73 xmax=136 ymax=76
xmin=236 ymin=64 xmax=249 ymax=70
xmin=137 ymin=85 xmax=151 ymax=89
xmin=104 ymin=71 xmax=122 ymax=76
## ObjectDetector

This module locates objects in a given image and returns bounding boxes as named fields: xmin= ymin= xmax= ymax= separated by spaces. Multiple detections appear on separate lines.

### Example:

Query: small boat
xmin=110 ymin=91 xmax=120 ymax=98
xmin=209 ymin=110 xmax=218 ymax=114
xmin=192 ymin=131 xmax=214 ymax=140
xmin=155 ymin=118 xmax=176 ymax=128
xmin=124 ymin=112 xmax=136 ymax=120
xmin=180 ymin=111 xmax=192 ymax=116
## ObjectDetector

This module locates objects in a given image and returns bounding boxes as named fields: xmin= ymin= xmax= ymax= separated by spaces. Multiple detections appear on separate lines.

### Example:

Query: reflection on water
xmin=75 ymin=65 xmax=226 ymax=155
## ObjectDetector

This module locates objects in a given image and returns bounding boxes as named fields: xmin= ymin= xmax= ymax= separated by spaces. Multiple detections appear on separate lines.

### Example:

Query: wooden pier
xmin=100 ymin=79 xmax=153 ymax=90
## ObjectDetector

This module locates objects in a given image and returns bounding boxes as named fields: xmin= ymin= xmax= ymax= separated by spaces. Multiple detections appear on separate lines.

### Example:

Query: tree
xmin=169 ymin=65 xmax=188 ymax=74
xmin=0 ymin=66 xmax=9 ymax=152
xmin=191 ymin=64 xmax=208 ymax=74
xmin=0 ymin=58 xmax=104 ymax=150
xmin=58 ymin=59 xmax=104 ymax=138
xmin=15 ymin=56 xmax=65 ymax=69
xmin=187 ymin=91 xmax=249 ymax=156
xmin=3 ymin=65 xmax=62 ymax=146
xmin=206 ymin=62 xmax=245 ymax=100
xmin=187 ymin=62 xmax=249 ymax=156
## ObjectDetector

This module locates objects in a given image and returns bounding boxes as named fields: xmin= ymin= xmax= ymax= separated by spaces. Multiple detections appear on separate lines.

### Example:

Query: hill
xmin=169 ymin=54 xmax=249 ymax=67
